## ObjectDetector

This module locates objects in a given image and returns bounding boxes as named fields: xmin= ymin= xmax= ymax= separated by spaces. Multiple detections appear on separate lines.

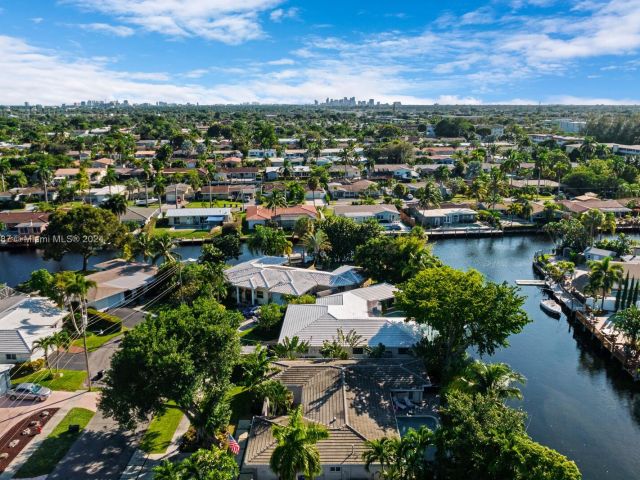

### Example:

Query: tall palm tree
xmin=266 ymin=189 xmax=287 ymax=225
xmin=269 ymin=406 xmax=329 ymax=480
xmin=134 ymin=232 xmax=155 ymax=263
xmin=588 ymin=257 xmax=624 ymax=311
xmin=60 ymin=273 xmax=97 ymax=390
xmin=339 ymin=142 xmax=356 ymax=177
xmin=499 ymin=149 xmax=520 ymax=186
xmin=125 ymin=178 xmax=141 ymax=201
xmin=102 ymin=194 xmax=128 ymax=218
xmin=154 ymin=176 xmax=166 ymax=209
xmin=103 ymin=165 xmax=118 ymax=196
xmin=581 ymin=209 xmax=605 ymax=245
xmin=151 ymin=233 xmax=181 ymax=265
xmin=256 ymin=380 xmax=293 ymax=416
xmin=32 ymin=335 xmax=55 ymax=371
xmin=0 ymin=158 xmax=11 ymax=192
xmin=416 ymin=180 xmax=442 ymax=210
xmin=303 ymin=229 xmax=331 ymax=266
xmin=455 ymin=361 xmax=526 ymax=400
xmin=241 ymin=345 xmax=273 ymax=390
xmin=307 ymin=176 xmax=320 ymax=209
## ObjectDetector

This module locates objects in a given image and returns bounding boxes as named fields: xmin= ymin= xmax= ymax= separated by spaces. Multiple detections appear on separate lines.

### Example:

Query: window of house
xmin=352 ymin=347 xmax=364 ymax=355
xmin=5 ymin=354 xmax=16 ymax=360
xmin=256 ymin=291 xmax=264 ymax=299
xmin=330 ymin=467 xmax=341 ymax=472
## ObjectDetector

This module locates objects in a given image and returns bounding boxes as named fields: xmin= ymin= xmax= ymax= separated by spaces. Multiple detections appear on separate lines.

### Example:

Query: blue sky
xmin=1 ymin=0 xmax=640 ymax=105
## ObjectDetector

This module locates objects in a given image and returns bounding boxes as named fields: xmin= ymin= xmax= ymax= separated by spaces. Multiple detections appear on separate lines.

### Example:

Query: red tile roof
xmin=246 ymin=205 xmax=317 ymax=221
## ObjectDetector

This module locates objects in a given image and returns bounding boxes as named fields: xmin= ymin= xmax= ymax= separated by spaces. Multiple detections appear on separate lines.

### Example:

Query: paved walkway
xmin=0 ymin=391 xmax=98 ymax=479
xmin=120 ymin=415 xmax=190 ymax=480
xmin=48 ymin=410 xmax=147 ymax=480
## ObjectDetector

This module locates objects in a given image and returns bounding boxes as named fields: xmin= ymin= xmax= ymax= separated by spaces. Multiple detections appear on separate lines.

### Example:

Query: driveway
xmin=0 ymin=391 xmax=98 ymax=436
xmin=49 ymin=410 xmax=147 ymax=480
xmin=51 ymin=335 xmax=124 ymax=381
xmin=109 ymin=307 xmax=147 ymax=329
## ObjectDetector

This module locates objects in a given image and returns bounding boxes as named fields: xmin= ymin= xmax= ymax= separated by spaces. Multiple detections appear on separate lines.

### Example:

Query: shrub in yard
xmin=11 ymin=358 xmax=45 ymax=377
xmin=256 ymin=304 xmax=284 ymax=334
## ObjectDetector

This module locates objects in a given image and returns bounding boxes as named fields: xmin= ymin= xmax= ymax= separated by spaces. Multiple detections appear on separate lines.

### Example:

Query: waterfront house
xmin=332 ymin=204 xmax=400 ymax=224
xmin=120 ymin=206 xmax=160 ymax=227
xmin=86 ymin=259 xmax=159 ymax=311
xmin=278 ymin=283 xmax=422 ymax=357
xmin=245 ymin=205 xmax=318 ymax=230
xmin=165 ymin=208 xmax=232 ymax=228
xmin=411 ymin=207 xmax=477 ymax=227
xmin=584 ymin=247 xmax=616 ymax=261
xmin=0 ymin=293 xmax=66 ymax=364
xmin=242 ymin=359 xmax=431 ymax=479
xmin=0 ymin=212 xmax=50 ymax=235
xmin=558 ymin=196 xmax=631 ymax=217
xmin=224 ymin=256 xmax=363 ymax=305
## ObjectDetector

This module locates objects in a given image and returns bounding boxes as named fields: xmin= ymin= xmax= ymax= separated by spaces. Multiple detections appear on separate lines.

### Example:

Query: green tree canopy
xmin=99 ymin=298 xmax=241 ymax=444
xmin=41 ymin=205 xmax=129 ymax=270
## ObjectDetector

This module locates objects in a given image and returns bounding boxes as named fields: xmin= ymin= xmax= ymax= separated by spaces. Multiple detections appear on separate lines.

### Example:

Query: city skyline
xmin=1 ymin=0 xmax=640 ymax=105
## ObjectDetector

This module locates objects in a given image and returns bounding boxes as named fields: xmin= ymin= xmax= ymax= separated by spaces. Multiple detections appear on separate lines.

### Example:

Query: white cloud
xmin=183 ymin=68 xmax=210 ymax=78
xmin=64 ymin=0 xmax=285 ymax=44
xmin=267 ymin=58 xmax=295 ymax=65
xmin=270 ymin=7 xmax=298 ymax=22
xmin=77 ymin=23 xmax=135 ymax=37
xmin=546 ymin=95 xmax=640 ymax=105
xmin=31 ymin=17 xmax=44 ymax=24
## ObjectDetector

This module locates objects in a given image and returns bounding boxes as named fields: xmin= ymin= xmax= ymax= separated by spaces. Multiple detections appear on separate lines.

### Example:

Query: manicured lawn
xmin=71 ymin=330 xmax=124 ymax=351
xmin=13 ymin=370 xmax=87 ymax=392
xmin=152 ymin=227 xmax=213 ymax=239
xmin=227 ymin=386 xmax=253 ymax=435
xmin=186 ymin=200 xmax=242 ymax=208
xmin=239 ymin=326 xmax=278 ymax=345
xmin=140 ymin=402 xmax=185 ymax=454
xmin=14 ymin=407 xmax=95 ymax=478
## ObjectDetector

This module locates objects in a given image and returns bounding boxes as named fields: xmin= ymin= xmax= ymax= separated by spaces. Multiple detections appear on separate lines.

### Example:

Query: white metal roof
xmin=166 ymin=208 xmax=231 ymax=217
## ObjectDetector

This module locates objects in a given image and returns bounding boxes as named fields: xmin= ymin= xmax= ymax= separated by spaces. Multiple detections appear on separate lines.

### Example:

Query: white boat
xmin=540 ymin=299 xmax=562 ymax=317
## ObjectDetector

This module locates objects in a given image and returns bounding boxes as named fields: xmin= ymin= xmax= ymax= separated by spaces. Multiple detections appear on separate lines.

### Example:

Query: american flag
xmin=228 ymin=434 xmax=240 ymax=455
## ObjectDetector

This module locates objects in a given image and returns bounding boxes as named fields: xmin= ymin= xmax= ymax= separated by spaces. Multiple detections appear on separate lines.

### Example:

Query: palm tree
xmin=269 ymin=406 xmax=329 ymax=480
xmin=32 ymin=335 xmax=55 ymax=371
xmin=102 ymin=194 xmax=128 ymax=218
xmin=469 ymin=176 xmax=488 ymax=204
xmin=273 ymin=336 xmax=310 ymax=359
xmin=339 ymin=142 xmax=356 ymax=177
xmin=241 ymin=345 xmax=273 ymax=390
xmin=59 ymin=273 xmax=97 ymax=390
xmin=581 ymin=209 xmax=605 ymax=244
xmin=363 ymin=437 xmax=399 ymax=477
xmin=125 ymin=178 xmax=141 ymax=201
xmin=134 ymin=232 xmax=155 ymax=263
xmin=51 ymin=330 xmax=71 ymax=372
xmin=266 ymin=190 xmax=287 ymax=222
xmin=307 ymin=176 xmax=320 ymax=208
xmin=588 ymin=257 xmax=623 ymax=310
xmin=143 ymin=163 xmax=152 ymax=205
xmin=151 ymin=233 xmax=181 ymax=264
xmin=256 ymin=380 xmax=293 ymax=416
xmin=0 ymin=158 xmax=10 ymax=192
xmin=154 ymin=176 xmax=166 ymax=209
xmin=103 ymin=165 xmax=118 ymax=196
xmin=416 ymin=180 xmax=442 ymax=210
xmin=500 ymin=149 xmax=520 ymax=186
xmin=303 ymin=230 xmax=331 ymax=266
xmin=579 ymin=137 xmax=598 ymax=161
xmin=455 ymin=361 xmax=526 ymax=400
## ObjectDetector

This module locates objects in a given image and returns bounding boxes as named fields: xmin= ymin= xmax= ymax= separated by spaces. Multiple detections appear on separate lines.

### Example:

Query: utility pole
xmin=81 ymin=304 xmax=92 ymax=391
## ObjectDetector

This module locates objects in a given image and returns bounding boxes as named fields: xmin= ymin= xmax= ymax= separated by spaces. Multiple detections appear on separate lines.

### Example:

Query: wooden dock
xmin=515 ymin=279 xmax=548 ymax=286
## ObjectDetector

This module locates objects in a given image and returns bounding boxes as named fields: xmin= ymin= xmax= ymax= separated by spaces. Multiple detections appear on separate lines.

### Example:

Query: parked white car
xmin=7 ymin=383 xmax=51 ymax=402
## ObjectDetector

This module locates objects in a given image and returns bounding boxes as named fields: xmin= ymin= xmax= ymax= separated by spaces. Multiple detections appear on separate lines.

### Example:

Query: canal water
xmin=431 ymin=236 xmax=640 ymax=480
xmin=1 ymin=237 xmax=639 ymax=478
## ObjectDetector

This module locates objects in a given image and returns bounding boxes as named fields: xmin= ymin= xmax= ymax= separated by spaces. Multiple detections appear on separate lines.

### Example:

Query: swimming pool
xmin=397 ymin=415 xmax=439 ymax=437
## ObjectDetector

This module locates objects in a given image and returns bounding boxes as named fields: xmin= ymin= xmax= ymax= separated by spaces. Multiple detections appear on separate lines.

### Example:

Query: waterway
xmin=1 ymin=237 xmax=639 ymax=478
xmin=431 ymin=236 xmax=640 ymax=480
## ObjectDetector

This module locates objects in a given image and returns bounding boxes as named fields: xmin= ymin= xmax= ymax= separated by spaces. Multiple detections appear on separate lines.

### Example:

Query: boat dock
xmin=535 ymin=263 xmax=640 ymax=380
xmin=515 ymin=279 xmax=548 ymax=286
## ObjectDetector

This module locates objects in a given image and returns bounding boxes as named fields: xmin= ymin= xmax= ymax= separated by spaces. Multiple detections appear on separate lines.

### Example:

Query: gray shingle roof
xmin=0 ymin=330 xmax=31 ymax=354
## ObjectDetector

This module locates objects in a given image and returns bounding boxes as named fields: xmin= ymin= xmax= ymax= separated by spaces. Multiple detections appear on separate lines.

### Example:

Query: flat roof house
xmin=242 ymin=359 xmax=431 ymax=479
xmin=327 ymin=180 xmax=379 ymax=199
xmin=245 ymin=205 xmax=318 ymax=230
xmin=225 ymin=256 xmax=364 ymax=305
xmin=332 ymin=204 xmax=400 ymax=224
xmin=200 ymin=185 xmax=256 ymax=201
xmin=279 ymin=283 xmax=423 ymax=358
xmin=165 ymin=208 xmax=232 ymax=228
xmin=86 ymin=259 xmax=160 ymax=311
xmin=412 ymin=207 xmax=477 ymax=227
xmin=0 ymin=292 xmax=67 ymax=364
